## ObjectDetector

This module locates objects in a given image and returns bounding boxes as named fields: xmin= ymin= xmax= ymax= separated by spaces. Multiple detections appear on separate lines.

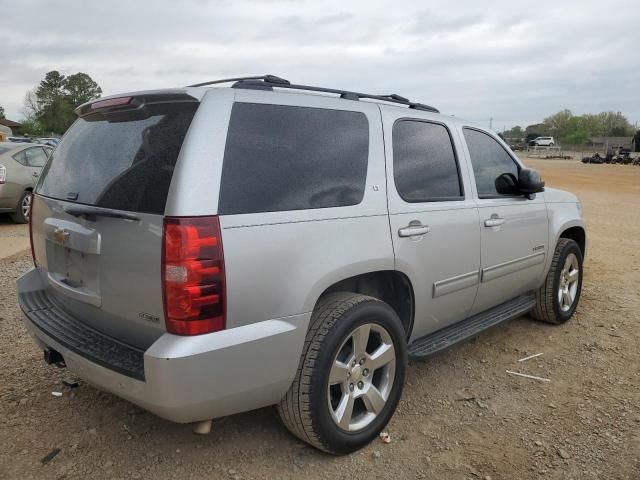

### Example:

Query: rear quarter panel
xmin=173 ymin=89 xmax=394 ymax=329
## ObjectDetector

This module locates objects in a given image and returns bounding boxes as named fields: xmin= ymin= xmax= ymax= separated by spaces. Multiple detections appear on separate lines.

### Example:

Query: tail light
xmin=0 ymin=164 xmax=6 ymax=184
xmin=28 ymin=193 xmax=36 ymax=266
xmin=162 ymin=216 xmax=226 ymax=335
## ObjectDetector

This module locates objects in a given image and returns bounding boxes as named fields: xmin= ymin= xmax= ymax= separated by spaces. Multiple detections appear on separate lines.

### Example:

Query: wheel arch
xmin=559 ymin=225 xmax=586 ymax=258
xmin=311 ymin=270 xmax=415 ymax=340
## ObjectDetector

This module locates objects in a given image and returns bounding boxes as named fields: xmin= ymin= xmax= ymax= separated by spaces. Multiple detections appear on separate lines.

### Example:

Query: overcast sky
xmin=1 ymin=0 xmax=639 ymax=130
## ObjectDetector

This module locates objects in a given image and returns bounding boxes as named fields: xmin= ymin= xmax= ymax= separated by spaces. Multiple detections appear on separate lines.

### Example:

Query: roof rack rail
xmin=187 ymin=75 xmax=290 ymax=88
xmin=186 ymin=74 xmax=439 ymax=113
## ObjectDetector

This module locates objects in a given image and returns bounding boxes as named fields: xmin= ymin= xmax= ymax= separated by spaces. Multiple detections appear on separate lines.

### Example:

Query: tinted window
xmin=219 ymin=103 xmax=369 ymax=215
xmin=393 ymin=120 xmax=462 ymax=202
xmin=25 ymin=147 xmax=48 ymax=167
xmin=463 ymin=128 xmax=519 ymax=197
xmin=38 ymin=102 xmax=198 ymax=214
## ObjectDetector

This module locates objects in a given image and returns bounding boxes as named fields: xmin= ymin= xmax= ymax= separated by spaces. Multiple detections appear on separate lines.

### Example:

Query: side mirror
xmin=495 ymin=173 xmax=520 ymax=195
xmin=518 ymin=168 xmax=545 ymax=195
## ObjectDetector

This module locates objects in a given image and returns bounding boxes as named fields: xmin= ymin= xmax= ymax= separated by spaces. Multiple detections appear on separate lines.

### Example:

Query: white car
xmin=533 ymin=136 xmax=555 ymax=147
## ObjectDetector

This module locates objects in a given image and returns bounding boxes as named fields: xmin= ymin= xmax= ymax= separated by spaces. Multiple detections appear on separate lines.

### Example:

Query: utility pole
xmin=489 ymin=117 xmax=493 ymax=130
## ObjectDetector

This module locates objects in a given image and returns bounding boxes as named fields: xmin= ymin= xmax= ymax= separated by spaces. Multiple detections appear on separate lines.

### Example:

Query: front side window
xmin=463 ymin=128 xmax=519 ymax=197
xmin=393 ymin=120 xmax=462 ymax=202
xmin=219 ymin=103 xmax=369 ymax=215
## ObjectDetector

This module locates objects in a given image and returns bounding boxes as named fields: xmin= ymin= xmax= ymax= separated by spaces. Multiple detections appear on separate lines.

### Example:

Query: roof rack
xmin=186 ymin=75 xmax=439 ymax=113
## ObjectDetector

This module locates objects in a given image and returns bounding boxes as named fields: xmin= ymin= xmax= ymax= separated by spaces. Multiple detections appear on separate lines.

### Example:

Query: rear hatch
xmin=30 ymin=93 xmax=199 ymax=348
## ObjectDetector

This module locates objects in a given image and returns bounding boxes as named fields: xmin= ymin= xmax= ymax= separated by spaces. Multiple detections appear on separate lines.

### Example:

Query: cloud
xmin=0 ymin=0 xmax=638 ymax=129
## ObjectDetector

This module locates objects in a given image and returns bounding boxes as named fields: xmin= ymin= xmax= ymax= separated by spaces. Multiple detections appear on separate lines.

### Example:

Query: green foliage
xmin=537 ymin=110 xmax=634 ymax=145
xmin=0 ymin=105 xmax=5 ymax=119
xmin=64 ymin=72 xmax=102 ymax=107
xmin=23 ymin=70 xmax=102 ymax=135
xmin=525 ymin=132 xmax=542 ymax=143
xmin=504 ymin=125 xmax=523 ymax=139
xmin=564 ymin=130 xmax=590 ymax=145
xmin=525 ymin=123 xmax=548 ymax=138
xmin=19 ymin=118 xmax=47 ymax=136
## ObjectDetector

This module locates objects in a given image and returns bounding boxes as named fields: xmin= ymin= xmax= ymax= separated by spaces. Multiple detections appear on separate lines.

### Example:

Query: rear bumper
xmin=18 ymin=268 xmax=310 ymax=423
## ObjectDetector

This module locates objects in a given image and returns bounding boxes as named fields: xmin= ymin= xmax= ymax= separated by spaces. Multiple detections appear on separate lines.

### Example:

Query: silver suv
xmin=17 ymin=76 xmax=586 ymax=454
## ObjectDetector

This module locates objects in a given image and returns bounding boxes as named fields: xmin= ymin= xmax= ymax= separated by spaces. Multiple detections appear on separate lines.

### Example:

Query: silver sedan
xmin=0 ymin=142 xmax=52 ymax=223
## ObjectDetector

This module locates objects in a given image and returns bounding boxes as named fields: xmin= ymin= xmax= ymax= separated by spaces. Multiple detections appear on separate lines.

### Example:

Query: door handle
xmin=484 ymin=215 xmax=505 ymax=227
xmin=398 ymin=224 xmax=431 ymax=237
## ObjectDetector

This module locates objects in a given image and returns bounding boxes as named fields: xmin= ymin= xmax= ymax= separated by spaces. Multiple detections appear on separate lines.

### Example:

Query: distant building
xmin=0 ymin=119 xmax=23 ymax=140
xmin=588 ymin=136 xmax=633 ymax=152
xmin=0 ymin=124 xmax=11 ymax=141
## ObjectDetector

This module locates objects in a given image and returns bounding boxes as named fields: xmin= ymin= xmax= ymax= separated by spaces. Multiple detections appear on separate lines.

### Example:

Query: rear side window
xmin=218 ymin=103 xmax=369 ymax=215
xmin=12 ymin=150 xmax=27 ymax=165
xmin=38 ymin=102 xmax=198 ymax=214
xmin=25 ymin=147 xmax=49 ymax=167
xmin=393 ymin=120 xmax=462 ymax=202
xmin=463 ymin=128 xmax=519 ymax=198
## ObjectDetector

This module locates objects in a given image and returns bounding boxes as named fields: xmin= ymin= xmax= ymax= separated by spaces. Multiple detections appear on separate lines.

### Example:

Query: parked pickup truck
xmin=17 ymin=75 xmax=586 ymax=454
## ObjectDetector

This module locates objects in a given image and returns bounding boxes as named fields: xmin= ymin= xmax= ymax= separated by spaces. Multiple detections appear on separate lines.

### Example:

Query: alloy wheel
xmin=327 ymin=323 xmax=396 ymax=432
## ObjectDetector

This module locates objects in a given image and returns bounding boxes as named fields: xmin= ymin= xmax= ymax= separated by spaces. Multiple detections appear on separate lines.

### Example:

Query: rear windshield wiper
xmin=64 ymin=205 xmax=140 ymax=222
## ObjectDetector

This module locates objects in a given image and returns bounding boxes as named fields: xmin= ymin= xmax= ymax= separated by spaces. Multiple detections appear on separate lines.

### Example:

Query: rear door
xmin=31 ymin=95 xmax=199 ymax=348
xmin=24 ymin=146 xmax=49 ymax=185
xmin=459 ymin=127 xmax=548 ymax=315
xmin=2 ymin=147 xmax=32 ymax=199
xmin=384 ymin=111 xmax=480 ymax=341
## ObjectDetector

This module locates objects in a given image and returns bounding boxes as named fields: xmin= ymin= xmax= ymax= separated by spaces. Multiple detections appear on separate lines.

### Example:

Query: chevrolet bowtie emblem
xmin=53 ymin=228 xmax=70 ymax=244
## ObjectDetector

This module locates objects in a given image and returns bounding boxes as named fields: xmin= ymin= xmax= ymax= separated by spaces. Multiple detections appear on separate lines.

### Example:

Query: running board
xmin=408 ymin=293 xmax=536 ymax=358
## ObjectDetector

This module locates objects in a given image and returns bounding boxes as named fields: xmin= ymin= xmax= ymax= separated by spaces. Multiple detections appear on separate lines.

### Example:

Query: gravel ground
xmin=0 ymin=159 xmax=639 ymax=479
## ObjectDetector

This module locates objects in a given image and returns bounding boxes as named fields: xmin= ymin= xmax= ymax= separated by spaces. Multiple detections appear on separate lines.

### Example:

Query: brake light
xmin=0 ymin=164 xmax=6 ymax=184
xmin=91 ymin=96 xmax=132 ymax=110
xmin=162 ymin=216 xmax=226 ymax=335
xmin=29 ymin=193 xmax=36 ymax=266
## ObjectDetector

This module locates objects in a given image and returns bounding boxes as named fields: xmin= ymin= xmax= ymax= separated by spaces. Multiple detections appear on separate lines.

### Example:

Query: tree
xmin=23 ymin=70 xmax=102 ymax=134
xmin=0 ymin=105 xmax=5 ymax=119
xmin=22 ymin=90 xmax=39 ymax=120
xmin=529 ymin=110 xmax=635 ymax=146
xmin=64 ymin=72 xmax=102 ymax=107
xmin=634 ymin=130 xmax=640 ymax=152
xmin=20 ymin=118 xmax=46 ymax=137
xmin=36 ymin=70 xmax=67 ymax=107
xmin=504 ymin=125 xmax=523 ymax=140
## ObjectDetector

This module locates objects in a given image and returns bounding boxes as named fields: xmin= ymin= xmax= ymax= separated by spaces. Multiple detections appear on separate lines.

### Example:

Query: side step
xmin=408 ymin=293 xmax=536 ymax=358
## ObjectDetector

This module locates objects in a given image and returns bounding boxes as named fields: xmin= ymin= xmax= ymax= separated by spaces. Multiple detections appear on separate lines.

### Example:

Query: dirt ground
xmin=1 ymin=159 xmax=639 ymax=479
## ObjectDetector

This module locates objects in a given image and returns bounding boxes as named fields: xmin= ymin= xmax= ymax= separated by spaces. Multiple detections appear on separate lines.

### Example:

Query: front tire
xmin=530 ymin=238 xmax=583 ymax=324
xmin=278 ymin=292 xmax=407 ymax=454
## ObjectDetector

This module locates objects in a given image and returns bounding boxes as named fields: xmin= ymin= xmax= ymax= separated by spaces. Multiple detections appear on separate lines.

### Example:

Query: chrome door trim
xmin=481 ymin=251 xmax=545 ymax=283
xmin=433 ymin=270 xmax=480 ymax=298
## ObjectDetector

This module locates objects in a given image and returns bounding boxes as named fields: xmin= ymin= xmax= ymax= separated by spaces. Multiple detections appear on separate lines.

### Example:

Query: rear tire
xmin=10 ymin=191 xmax=31 ymax=224
xmin=277 ymin=292 xmax=407 ymax=454
xmin=530 ymin=238 xmax=583 ymax=324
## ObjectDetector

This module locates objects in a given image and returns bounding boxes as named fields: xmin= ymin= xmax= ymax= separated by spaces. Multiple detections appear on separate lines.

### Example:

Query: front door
xmin=384 ymin=114 xmax=480 ymax=341
xmin=460 ymin=127 xmax=548 ymax=315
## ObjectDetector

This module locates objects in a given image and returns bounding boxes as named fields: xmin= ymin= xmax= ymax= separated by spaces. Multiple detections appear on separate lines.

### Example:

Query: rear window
xmin=37 ymin=101 xmax=198 ymax=215
xmin=218 ymin=103 xmax=369 ymax=215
